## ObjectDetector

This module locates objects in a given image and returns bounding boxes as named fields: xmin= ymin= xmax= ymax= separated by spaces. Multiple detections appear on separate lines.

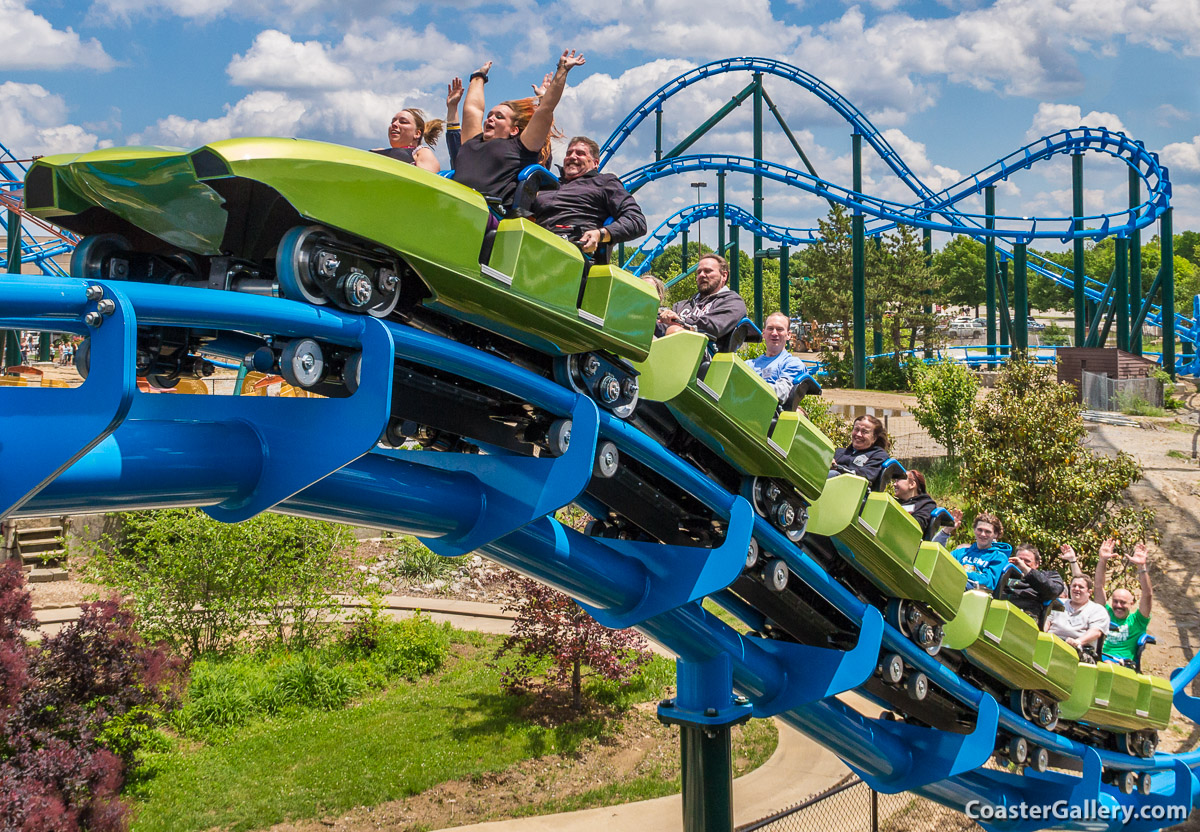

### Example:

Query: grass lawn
xmin=129 ymin=631 xmax=775 ymax=832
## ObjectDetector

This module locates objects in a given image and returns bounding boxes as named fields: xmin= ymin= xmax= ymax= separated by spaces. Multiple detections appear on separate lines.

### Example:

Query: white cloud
xmin=0 ymin=0 xmax=114 ymax=70
xmin=129 ymin=90 xmax=306 ymax=146
xmin=1025 ymin=102 xmax=1126 ymax=141
xmin=0 ymin=83 xmax=103 ymax=158
xmin=228 ymin=30 xmax=356 ymax=90
xmin=88 ymin=0 xmax=418 ymax=23
xmin=1160 ymin=136 xmax=1200 ymax=174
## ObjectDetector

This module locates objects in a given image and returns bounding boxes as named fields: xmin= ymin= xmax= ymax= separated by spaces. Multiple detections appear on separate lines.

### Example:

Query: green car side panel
xmin=837 ymin=493 xmax=923 ymax=595
xmin=1077 ymin=664 xmax=1161 ymax=731
xmin=943 ymin=590 xmax=990 ymax=651
xmin=579 ymin=265 xmax=658 ymax=356
xmin=912 ymin=542 xmax=967 ymax=623
xmin=489 ymin=218 xmax=585 ymax=312
xmin=1032 ymin=633 xmax=1078 ymax=700
xmin=806 ymin=475 xmax=869 ymax=537
xmin=1060 ymin=664 xmax=1099 ymax=722
xmin=631 ymin=331 xmax=708 ymax=401
xmin=1142 ymin=675 xmax=1173 ymax=728
xmin=962 ymin=600 xmax=1053 ymax=695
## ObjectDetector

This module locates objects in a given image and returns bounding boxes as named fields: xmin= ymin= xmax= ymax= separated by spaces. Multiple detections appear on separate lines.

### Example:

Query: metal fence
xmin=737 ymin=775 xmax=981 ymax=832
xmin=1080 ymin=371 xmax=1163 ymax=412
xmin=825 ymin=404 xmax=947 ymax=459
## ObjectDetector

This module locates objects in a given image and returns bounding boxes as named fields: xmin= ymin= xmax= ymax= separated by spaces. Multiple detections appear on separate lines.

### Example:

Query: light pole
xmin=691 ymin=181 xmax=708 ymax=252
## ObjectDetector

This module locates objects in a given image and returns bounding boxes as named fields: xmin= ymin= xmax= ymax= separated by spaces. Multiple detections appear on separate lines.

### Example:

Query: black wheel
xmin=342 ymin=352 xmax=362 ymax=394
xmin=1117 ymin=770 xmax=1138 ymax=795
xmin=1029 ymin=747 xmax=1049 ymax=773
xmin=745 ymin=538 xmax=760 ymax=570
xmin=145 ymin=373 xmax=179 ymax=390
xmin=611 ymin=379 xmax=638 ymax=419
xmin=762 ymin=558 xmax=788 ymax=592
xmin=546 ymin=418 xmax=572 ymax=457
xmin=1008 ymin=736 xmax=1028 ymax=765
xmin=280 ymin=338 xmax=325 ymax=388
xmin=74 ymin=337 xmax=91 ymax=379
xmin=905 ymin=672 xmax=928 ymax=701
xmin=878 ymin=653 xmax=904 ymax=685
xmin=276 ymin=225 xmax=330 ymax=305
xmin=1036 ymin=703 xmax=1058 ymax=731
xmin=1138 ymin=772 xmax=1152 ymax=795
xmin=71 ymin=233 xmax=131 ymax=279
xmin=593 ymin=441 xmax=619 ymax=478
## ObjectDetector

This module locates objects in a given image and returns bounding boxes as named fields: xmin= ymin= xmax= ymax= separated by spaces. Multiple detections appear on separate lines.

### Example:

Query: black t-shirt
xmin=371 ymin=146 xmax=415 ymax=164
xmin=452 ymin=134 xmax=540 ymax=208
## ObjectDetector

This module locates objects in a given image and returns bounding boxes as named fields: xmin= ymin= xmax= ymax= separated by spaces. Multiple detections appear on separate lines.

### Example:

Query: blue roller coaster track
xmin=601 ymin=58 xmax=1197 ymax=372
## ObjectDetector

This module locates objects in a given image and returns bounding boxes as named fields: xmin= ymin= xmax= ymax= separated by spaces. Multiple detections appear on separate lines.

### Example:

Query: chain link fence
xmin=1080 ymin=371 xmax=1163 ymax=412
xmin=826 ymin=405 xmax=947 ymax=460
xmin=737 ymin=774 xmax=981 ymax=832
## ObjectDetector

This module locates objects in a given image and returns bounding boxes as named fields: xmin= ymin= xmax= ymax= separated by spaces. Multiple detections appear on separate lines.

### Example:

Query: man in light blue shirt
xmin=748 ymin=312 xmax=810 ymax=403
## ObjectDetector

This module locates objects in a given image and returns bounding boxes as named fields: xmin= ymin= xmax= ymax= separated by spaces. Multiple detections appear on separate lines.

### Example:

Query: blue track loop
xmin=577 ymin=495 xmax=753 ymax=629
xmin=0 ymin=276 xmax=135 ymax=518
xmin=99 ymin=281 xmax=394 ymax=522
xmin=401 ymin=395 xmax=600 ymax=558
xmin=850 ymin=694 xmax=1000 ymax=794
xmin=749 ymin=605 xmax=883 ymax=717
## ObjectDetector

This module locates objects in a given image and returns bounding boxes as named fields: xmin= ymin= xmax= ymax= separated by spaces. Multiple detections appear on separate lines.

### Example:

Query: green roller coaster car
xmin=22 ymin=136 xmax=1174 ymax=746
xmin=24 ymin=138 xmax=658 ymax=362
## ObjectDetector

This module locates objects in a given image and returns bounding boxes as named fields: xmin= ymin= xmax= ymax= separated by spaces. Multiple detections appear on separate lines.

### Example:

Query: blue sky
xmin=5 ymin=0 xmax=1200 ymax=248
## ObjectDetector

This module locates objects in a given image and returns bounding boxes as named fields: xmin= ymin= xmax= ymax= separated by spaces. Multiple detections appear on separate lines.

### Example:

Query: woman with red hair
xmin=452 ymin=49 xmax=584 ymax=211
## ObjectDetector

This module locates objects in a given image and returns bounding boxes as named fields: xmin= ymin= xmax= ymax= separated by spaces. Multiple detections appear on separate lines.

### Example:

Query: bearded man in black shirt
xmin=532 ymin=136 xmax=646 ymax=263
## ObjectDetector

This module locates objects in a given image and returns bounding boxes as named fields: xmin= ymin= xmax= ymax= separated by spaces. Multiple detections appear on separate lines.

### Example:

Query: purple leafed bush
xmin=0 ymin=559 xmax=183 ymax=831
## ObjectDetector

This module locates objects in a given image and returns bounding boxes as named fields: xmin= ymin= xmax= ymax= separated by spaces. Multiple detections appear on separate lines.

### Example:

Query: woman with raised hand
xmin=372 ymin=108 xmax=444 ymax=173
xmin=452 ymin=49 xmax=585 ymax=211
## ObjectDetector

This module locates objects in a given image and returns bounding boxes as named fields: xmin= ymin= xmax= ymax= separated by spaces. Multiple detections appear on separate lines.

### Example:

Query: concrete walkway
xmin=32 ymin=595 xmax=850 ymax=831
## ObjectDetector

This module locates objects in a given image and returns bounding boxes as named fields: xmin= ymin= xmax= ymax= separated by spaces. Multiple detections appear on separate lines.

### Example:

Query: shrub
xmin=817 ymin=348 xmax=854 ymax=389
xmin=74 ymin=509 xmax=361 ymax=656
xmin=494 ymin=576 xmax=652 ymax=710
xmin=1116 ymin=393 xmax=1165 ymax=417
xmin=865 ymin=356 xmax=912 ymax=392
xmin=958 ymin=359 xmax=1155 ymax=572
xmin=0 ymin=562 xmax=182 ymax=831
xmin=388 ymin=537 xmax=456 ymax=584
xmin=909 ymin=360 xmax=979 ymax=459
xmin=1041 ymin=321 xmax=1071 ymax=346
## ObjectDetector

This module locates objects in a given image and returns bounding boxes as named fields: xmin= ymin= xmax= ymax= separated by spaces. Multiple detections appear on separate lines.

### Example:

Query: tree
xmin=931 ymin=236 xmax=986 ymax=314
xmin=75 ymin=510 xmax=361 ymax=656
xmin=494 ymin=576 xmax=651 ymax=710
xmin=873 ymin=224 xmax=941 ymax=355
xmin=958 ymin=359 xmax=1154 ymax=573
xmin=909 ymin=360 xmax=978 ymax=459
xmin=794 ymin=204 xmax=855 ymax=339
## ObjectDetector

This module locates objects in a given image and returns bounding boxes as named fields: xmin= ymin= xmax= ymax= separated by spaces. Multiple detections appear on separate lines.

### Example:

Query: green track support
xmin=681 ymin=228 xmax=689 ymax=277
xmin=4 ymin=209 xmax=20 ymax=368
xmin=663 ymin=81 xmax=756 ymax=162
xmin=1115 ymin=237 xmax=1129 ymax=351
xmin=1162 ymin=208 xmax=1176 ymax=377
xmin=752 ymin=73 xmax=764 ymax=330
xmin=729 ymin=225 xmax=740 ymax=293
xmin=717 ymin=171 xmax=726 ymax=253
xmin=780 ymin=244 xmax=790 ymax=318
xmin=655 ymin=107 xmax=663 ymax=162
xmin=1129 ymin=169 xmax=1143 ymax=355
xmin=852 ymin=132 xmax=865 ymax=388
xmin=1073 ymin=154 xmax=1086 ymax=345
xmin=1013 ymin=243 xmax=1028 ymax=352
xmin=922 ymin=228 xmax=932 ymax=358
xmin=998 ymin=259 xmax=1010 ymax=359
xmin=985 ymin=187 xmax=997 ymax=367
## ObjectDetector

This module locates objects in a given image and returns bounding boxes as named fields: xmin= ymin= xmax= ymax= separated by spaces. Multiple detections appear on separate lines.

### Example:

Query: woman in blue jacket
xmin=951 ymin=512 xmax=1011 ymax=590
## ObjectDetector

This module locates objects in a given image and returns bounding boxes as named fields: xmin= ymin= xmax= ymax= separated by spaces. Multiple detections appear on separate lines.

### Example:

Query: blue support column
xmin=852 ymin=132 xmax=866 ymax=388
xmin=659 ymin=653 xmax=752 ymax=832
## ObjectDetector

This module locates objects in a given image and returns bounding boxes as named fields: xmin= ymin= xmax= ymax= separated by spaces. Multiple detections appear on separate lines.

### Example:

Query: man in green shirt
xmin=1094 ymin=539 xmax=1153 ymax=664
